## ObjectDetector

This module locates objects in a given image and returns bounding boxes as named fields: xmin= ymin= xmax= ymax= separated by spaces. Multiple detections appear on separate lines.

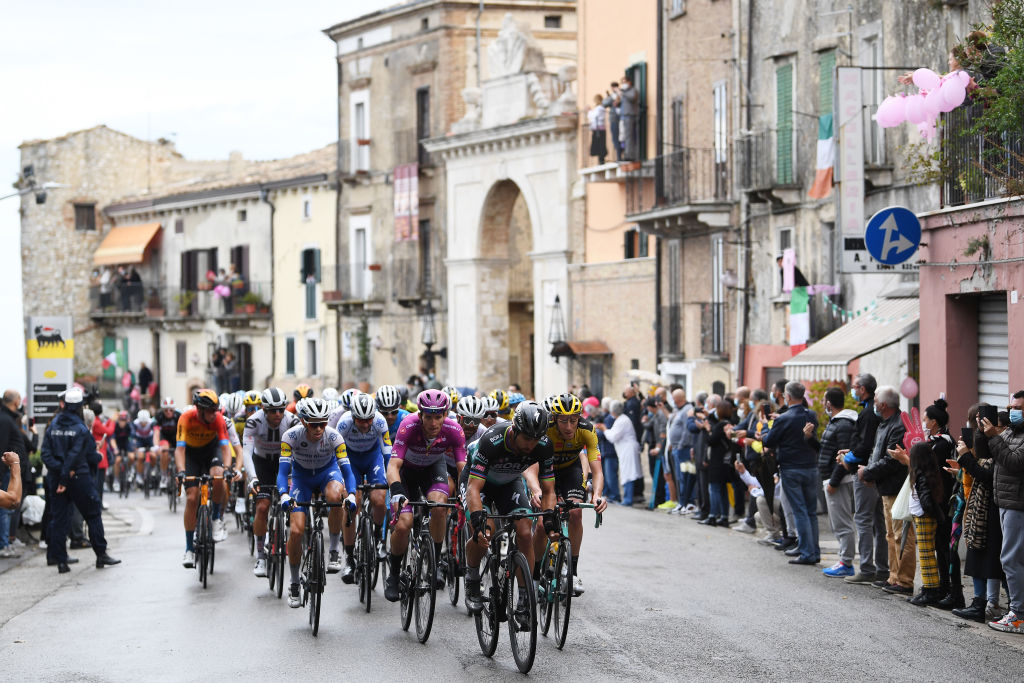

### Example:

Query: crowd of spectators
xmin=586 ymin=73 xmax=639 ymax=164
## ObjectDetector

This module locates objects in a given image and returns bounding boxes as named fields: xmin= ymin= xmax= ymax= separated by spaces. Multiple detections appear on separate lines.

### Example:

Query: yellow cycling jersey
xmin=546 ymin=418 xmax=601 ymax=470
xmin=233 ymin=414 xmax=246 ymax=440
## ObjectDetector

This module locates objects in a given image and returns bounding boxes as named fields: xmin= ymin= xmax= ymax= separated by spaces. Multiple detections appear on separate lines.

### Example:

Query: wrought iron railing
xmin=625 ymin=148 xmax=729 ymax=215
xmin=737 ymin=128 xmax=806 ymax=191
xmin=941 ymin=101 xmax=1024 ymax=207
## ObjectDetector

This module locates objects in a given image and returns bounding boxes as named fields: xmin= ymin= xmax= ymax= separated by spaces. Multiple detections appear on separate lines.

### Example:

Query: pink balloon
xmin=924 ymin=87 xmax=944 ymax=117
xmin=957 ymin=70 xmax=971 ymax=86
xmin=900 ymin=376 xmax=919 ymax=400
xmin=937 ymin=80 xmax=958 ymax=113
xmin=912 ymin=68 xmax=941 ymax=91
xmin=942 ymin=78 xmax=967 ymax=109
xmin=905 ymin=94 xmax=927 ymax=124
xmin=875 ymin=96 xmax=906 ymax=128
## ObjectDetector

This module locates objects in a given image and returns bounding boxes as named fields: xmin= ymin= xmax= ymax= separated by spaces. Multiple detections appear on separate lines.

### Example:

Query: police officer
xmin=40 ymin=387 xmax=121 ymax=573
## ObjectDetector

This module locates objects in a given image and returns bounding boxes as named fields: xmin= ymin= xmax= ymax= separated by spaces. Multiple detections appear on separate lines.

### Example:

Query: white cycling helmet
xmin=375 ymin=385 xmax=402 ymax=412
xmin=482 ymin=396 xmax=500 ymax=413
xmin=160 ymin=396 xmax=176 ymax=409
xmin=136 ymin=409 xmax=152 ymax=423
xmin=441 ymin=385 xmax=461 ymax=406
xmin=261 ymin=387 xmax=288 ymax=409
xmin=322 ymin=387 xmax=340 ymax=401
xmin=340 ymin=388 xmax=359 ymax=412
xmin=350 ymin=392 xmax=376 ymax=420
xmin=456 ymin=395 xmax=486 ymax=420
xmin=298 ymin=397 xmax=331 ymax=422
xmin=221 ymin=393 xmax=243 ymax=417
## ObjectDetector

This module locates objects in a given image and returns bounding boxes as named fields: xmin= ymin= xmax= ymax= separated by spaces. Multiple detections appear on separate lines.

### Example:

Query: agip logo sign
xmin=26 ymin=316 xmax=74 ymax=421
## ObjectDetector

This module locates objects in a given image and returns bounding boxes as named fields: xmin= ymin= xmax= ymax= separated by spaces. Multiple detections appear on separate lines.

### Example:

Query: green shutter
xmin=313 ymin=248 xmax=322 ymax=283
xmin=776 ymin=64 xmax=794 ymax=184
xmin=305 ymin=282 xmax=316 ymax=320
xmin=819 ymin=51 xmax=835 ymax=114
xmin=286 ymin=337 xmax=295 ymax=375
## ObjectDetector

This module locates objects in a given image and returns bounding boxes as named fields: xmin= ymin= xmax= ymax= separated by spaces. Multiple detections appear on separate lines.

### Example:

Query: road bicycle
xmin=179 ymin=473 xmax=225 ymax=589
xmin=473 ymin=510 xmax=545 ymax=674
xmin=295 ymin=497 xmax=347 ymax=636
xmin=166 ymin=460 xmax=178 ymax=512
xmin=266 ymin=490 xmax=287 ymax=599
xmin=392 ymin=499 xmax=457 ymax=644
xmin=141 ymin=449 xmax=160 ymax=499
xmin=441 ymin=495 xmax=468 ymax=609
xmin=538 ymin=500 xmax=602 ymax=649
xmin=353 ymin=483 xmax=389 ymax=613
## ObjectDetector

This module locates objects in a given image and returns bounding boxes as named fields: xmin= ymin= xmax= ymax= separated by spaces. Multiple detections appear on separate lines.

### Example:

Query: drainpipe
xmin=335 ymin=59 xmax=345 ymax=388
xmin=259 ymin=185 xmax=276 ymax=387
xmin=735 ymin=0 xmax=754 ymax=385
xmin=654 ymin=0 xmax=664 ymax=368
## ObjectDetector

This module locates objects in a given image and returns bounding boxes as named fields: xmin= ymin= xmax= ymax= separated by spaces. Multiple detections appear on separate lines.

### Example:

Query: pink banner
xmin=393 ymin=163 xmax=419 ymax=242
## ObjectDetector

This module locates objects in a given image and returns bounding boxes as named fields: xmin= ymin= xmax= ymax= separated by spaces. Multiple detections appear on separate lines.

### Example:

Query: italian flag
xmin=789 ymin=286 xmax=809 ymax=354
xmin=807 ymin=114 xmax=834 ymax=199
xmin=102 ymin=351 xmax=118 ymax=370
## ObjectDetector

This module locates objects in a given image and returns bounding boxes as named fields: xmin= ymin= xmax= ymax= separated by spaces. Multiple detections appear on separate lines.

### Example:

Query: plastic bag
xmin=891 ymin=475 xmax=913 ymax=521
xmin=20 ymin=494 xmax=45 ymax=525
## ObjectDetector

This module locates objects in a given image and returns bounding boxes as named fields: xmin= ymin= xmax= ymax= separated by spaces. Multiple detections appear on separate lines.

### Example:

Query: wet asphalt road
xmin=2 ymin=492 xmax=1023 ymax=681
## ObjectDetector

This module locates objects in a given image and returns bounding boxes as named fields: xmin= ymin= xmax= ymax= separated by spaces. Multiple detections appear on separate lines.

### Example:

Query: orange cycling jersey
xmin=176 ymin=406 xmax=230 ymax=448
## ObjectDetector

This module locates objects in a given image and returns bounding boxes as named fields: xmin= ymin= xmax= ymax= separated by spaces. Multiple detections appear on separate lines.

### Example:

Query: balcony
xmin=322 ymin=263 xmax=386 ymax=313
xmin=624 ymin=148 xmax=733 ymax=235
xmin=941 ymin=102 xmax=1024 ymax=208
xmin=165 ymin=281 xmax=272 ymax=327
xmin=339 ymin=139 xmax=372 ymax=180
xmin=88 ymin=283 xmax=147 ymax=322
xmin=392 ymin=256 xmax=437 ymax=305
xmin=578 ymin=120 xmax=656 ymax=183
xmin=394 ymin=128 xmax=433 ymax=169
xmin=736 ymin=128 xmax=806 ymax=204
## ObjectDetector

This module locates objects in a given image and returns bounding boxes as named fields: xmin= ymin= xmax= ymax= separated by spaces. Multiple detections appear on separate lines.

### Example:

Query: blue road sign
xmin=864 ymin=206 xmax=921 ymax=266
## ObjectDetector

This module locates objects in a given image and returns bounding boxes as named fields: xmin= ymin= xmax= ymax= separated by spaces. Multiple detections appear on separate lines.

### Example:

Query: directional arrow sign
xmin=864 ymin=206 xmax=921 ymax=266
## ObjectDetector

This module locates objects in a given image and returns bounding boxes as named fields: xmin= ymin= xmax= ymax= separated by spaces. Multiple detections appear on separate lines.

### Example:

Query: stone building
xmin=323 ymin=0 xmax=576 ymax=393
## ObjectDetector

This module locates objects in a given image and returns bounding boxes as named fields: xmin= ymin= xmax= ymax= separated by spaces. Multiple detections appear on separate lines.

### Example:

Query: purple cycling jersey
xmin=391 ymin=413 xmax=467 ymax=468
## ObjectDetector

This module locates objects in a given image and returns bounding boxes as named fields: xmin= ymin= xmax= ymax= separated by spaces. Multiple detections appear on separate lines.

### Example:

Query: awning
xmin=93 ymin=222 xmax=161 ymax=266
xmin=568 ymin=340 xmax=612 ymax=356
xmin=783 ymin=296 xmax=919 ymax=381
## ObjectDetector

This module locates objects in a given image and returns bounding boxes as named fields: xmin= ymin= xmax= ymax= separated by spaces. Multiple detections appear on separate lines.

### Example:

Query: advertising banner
xmin=26 ymin=316 xmax=74 ymax=421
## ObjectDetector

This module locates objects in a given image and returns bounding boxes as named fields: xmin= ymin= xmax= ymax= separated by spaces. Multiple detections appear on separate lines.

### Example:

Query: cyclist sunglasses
xmin=460 ymin=418 xmax=480 ymax=428
xmin=265 ymin=408 xmax=284 ymax=415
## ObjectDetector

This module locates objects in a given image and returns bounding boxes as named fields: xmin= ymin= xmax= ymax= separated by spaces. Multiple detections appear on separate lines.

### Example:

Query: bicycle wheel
xmin=538 ymin=543 xmax=554 ymax=636
xmin=208 ymin=524 xmax=216 ymax=576
xmin=309 ymin=531 xmax=324 ymax=636
xmin=506 ymin=551 xmax=538 ymax=673
xmin=399 ymin=548 xmax=414 ymax=632
xmin=275 ymin=511 xmax=287 ymax=599
xmin=372 ymin=520 xmax=385 ymax=590
xmin=360 ymin=515 xmax=373 ymax=612
xmin=119 ymin=465 xmax=129 ymax=499
xmin=552 ymin=539 xmax=573 ymax=649
xmin=474 ymin=552 xmax=499 ymax=657
xmin=142 ymin=461 xmax=150 ymax=499
xmin=168 ymin=469 xmax=177 ymax=512
xmin=445 ymin=514 xmax=460 ymax=607
xmin=267 ymin=512 xmax=279 ymax=591
xmin=414 ymin=534 xmax=437 ymax=644
xmin=196 ymin=506 xmax=209 ymax=589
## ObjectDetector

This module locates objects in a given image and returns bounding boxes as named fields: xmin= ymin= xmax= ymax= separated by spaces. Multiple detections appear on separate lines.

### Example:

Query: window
xmin=671 ymin=97 xmax=684 ymax=149
xmin=230 ymin=245 xmax=249 ymax=282
xmin=301 ymin=247 xmax=321 ymax=283
xmin=861 ymin=36 xmax=885 ymax=165
xmin=670 ymin=0 xmax=686 ymax=18
xmin=819 ymin=50 xmax=836 ymax=114
xmin=419 ymin=219 xmax=432 ymax=295
xmin=74 ymin=203 xmax=96 ymax=231
xmin=775 ymin=63 xmax=794 ymax=184
xmin=307 ymin=339 xmax=318 ymax=376
xmin=776 ymin=227 xmax=793 ymax=296
xmin=174 ymin=217 xmax=184 ymax=234
xmin=421 ymin=17 xmax=428 ymax=31
xmin=416 ymin=86 xmax=431 ymax=166
xmin=544 ymin=15 xmax=561 ymax=29
xmin=285 ymin=337 xmax=295 ymax=375
xmin=237 ymin=209 xmax=247 ymax=222
xmin=624 ymin=228 xmax=647 ymax=259
xmin=708 ymin=236 xmax=725 ymax=356
xmin=176 ymin=341 xmax=187 ymax=374
xmin=302 ymin=198 xmax=312 ymax=219
xmin=712 ymin=81 xmax=728 ymax=198
xmin=352 ymin=97 xmax=370 ymax=172
xmin=305 ymin=280 xmax=316 ymax=320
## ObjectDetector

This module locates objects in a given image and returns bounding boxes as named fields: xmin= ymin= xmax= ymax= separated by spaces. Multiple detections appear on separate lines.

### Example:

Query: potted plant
xmin=175 ymin=291 xmax=195 ymax=315
xmin=240 ymin=291 xmax=262 ymax=314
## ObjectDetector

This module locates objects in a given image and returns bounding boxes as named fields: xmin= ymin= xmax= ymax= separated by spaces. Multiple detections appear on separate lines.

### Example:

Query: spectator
xmin=819 ymin=387 xmax=858 ymax=578
xmin=842 ymin=373 xmax=887 ymax=586
xmin=138 ymin=362 xmax=153 ymax=397
xmin=0 ymin=390 xmax=26 ymax=558
xmin=730 ymin=387 xmax=764 ymax=533
xmin=39 ymin=387 xmax=120 ymax=573
xmin=0 ymin=452 xmax=21 ymax=512
xmin=702 ymin=399 xmax=739 ymax=526
xmin=618 ymin=74 xmax=638 ymax=161
xmin=643 ymin=396 xmax=671 ymax=509
xmin=224 ymin=351 xmax=239 ymax=393
xmin=859 ymin=385 xmax=913 ymax=595
xmin=211 ymin=347 xmax=227 ymax=394
xmin=99 ymin=266 xmax=114 ymax=310
xmin=601 ymin=82 xmax=622 ymax=161
xmin=591 ymin=399 xmax=619 ymax=503
xmin=665 ymin=388 xmax=696 ymax=514
xmin=127 ymin=266 xmax=142 ymax=310
xmin=91 ymin=406 xmax=115 ymax=510
xmin=980 ymin=388 xmax=1024 ymax=634
xmin=596 ymin=400 xmax=641 ymax=506
xmin=688 ymin=392 xmax=712 ymax=521
xmin=735 ymin=459 xmax=783 ymax=541
xmin=622 ymin=385 xmax=644 ymax=503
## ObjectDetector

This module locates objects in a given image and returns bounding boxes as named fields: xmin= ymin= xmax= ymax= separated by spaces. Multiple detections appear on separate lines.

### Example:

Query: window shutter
xmin=776 ymin=64 xmax=794 ymax=184
xmin=819 ymin=51 xmax=835 ymax=114
xmin=286 ymin=338 xmax=295 ymax=375
xmin=176 ymin=341 xmax=187 ymax=373
xmin=313 ymin=248 xmax=321 ymax=283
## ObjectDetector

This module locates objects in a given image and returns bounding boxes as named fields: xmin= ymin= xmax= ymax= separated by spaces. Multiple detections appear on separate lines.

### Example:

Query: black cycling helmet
xmin=512 ymin=401 xmax=549 ymax=440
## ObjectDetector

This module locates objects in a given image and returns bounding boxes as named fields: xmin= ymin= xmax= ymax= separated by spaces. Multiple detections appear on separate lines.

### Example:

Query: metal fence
xmin=321 ymin=263 xmax=385 ymax=303
xmin=626 ymin=148 xmax=728 ymax=215
xmin=163 ymin=281 xmax=272 ymax=319
xmin=736 ymin=128 xmax=806 ymax=191
xmin=89 ymin=282 xmax=146 ymax=315
xmin=942 ymin=102 xmax=1024 ymax=207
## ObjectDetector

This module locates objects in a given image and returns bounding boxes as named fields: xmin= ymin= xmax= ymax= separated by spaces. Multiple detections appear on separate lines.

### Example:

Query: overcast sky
xmin=0 ymin=0 xmax=394 ymax=392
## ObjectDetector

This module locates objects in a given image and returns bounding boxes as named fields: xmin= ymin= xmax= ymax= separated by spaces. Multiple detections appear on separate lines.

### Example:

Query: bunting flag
xmin=808 ymin=113 xmax=835 ymax=199
xmin=102 ymin=351 xmax=118 ymax=370
xmin=789 ymin=286 xmax=810 ymax=354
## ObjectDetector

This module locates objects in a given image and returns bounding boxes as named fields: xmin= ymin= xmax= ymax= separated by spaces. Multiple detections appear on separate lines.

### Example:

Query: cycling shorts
xmin=290 ymin=462 xmax=344 ymax=505
xmin=132 ymin=434 xmax=154 ymax=451
xmin=347 ymin=446 xmax=387 ymax=487
xmin=253 ymin=456 xmax=279 ymax=501
xmin=398 ymin=460 xmax=449 ymax=514
xmin=458 ymin=466 xmax=531 ymax=516
xmin=554 ymin=460 xmax=586 ymax=502
xmin=446 ymin=462 xmax=460 ymax=483
xmin=184 ymin=441 xmax=223 ymax=488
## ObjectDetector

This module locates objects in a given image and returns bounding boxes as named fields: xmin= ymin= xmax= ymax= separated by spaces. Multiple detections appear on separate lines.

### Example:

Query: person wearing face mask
xmin=979 ymin=389 xmax=1024 ymax=634
xmin=818 ymin=388 xmax=859 ymax=577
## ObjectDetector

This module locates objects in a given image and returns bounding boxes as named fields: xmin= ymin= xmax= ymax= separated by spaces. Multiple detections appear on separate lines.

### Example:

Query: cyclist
xmin=154 ymin=398 xmax=181 ymax=489
xmin=111 ymin=410 xmax=132 ymax=491
xmin=441 ymin=385 xmax=461 ymax=419
xmin=242 ymin=390 xmax=262 ymax=418
xmin=339 ymin=388 xmax=359 ymax=416
xmin=539 ymin=392 xmax=608 ymax=595
xmin=175 ymin=390 xmax=235 ymax=567
xmin=279 ymin=397 xmax=356 ymax=608
xmin=384 ymin=389 xmax=467 ymax=602
xmin=131 ymin=409 xmax=156 ymax=486
xmin=375 ymin=385 xmax=409 ymax=447
xmin=507 ymin=392 xmax=526 ymax=415
xmin=490 ymin=390 xmax=511 ymax=421
xmin=286 ymin=384 xmax=313 ymax=414
xmin=243 ymin=387 xmax=298 ymax=577
xmin=456 ymin=395 xmax=487 ymax=445
xmin=480 ymin=396 xmax=502 ymax=430
xmin=334 ymin=392 xmax=390 ymax=583
xmin=462 ymin=401 xmax=557 ymax=615
xmin=322 ymin=387 xmax=339 ymax=402
xmin=398 ymin=385 xmax=417 ymax=413
xmin=219 ymin=393 xmax=245 ymax=473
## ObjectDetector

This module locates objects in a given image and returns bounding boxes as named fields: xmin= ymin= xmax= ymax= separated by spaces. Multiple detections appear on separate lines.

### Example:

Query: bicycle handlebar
xmin=555 ymin=499 xmax=604 ymax=528
xmin=356 ymin=483 xmax=390 ymax=493
xmin=295 ymin=500 xmax=348 ymax=509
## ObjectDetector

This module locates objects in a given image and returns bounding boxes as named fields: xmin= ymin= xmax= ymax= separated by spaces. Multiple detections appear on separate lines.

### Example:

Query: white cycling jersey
xmin=327 ymin=407 xmax=349 ymax=430
xmin=332 ymin=411 xmax=392 ymax=457
xmin=243 ymin=409 xmax=299 ymax=476
xmin=281 ymin=424 xmax=347 ymax=471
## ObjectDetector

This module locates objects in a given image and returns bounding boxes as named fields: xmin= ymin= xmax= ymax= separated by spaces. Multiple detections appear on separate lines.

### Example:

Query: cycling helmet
xmin=297 ymin=397 xmax=331 ymax=423
xmin=456 ymin=395 xmax=486 ymax=420
xmin=118 ymin=410 xmax=129 ymax=420
xmin=326 ymin=399 xmax=340 ymax=413
xmin=508 ymin=392 xmax=526 ymax=408
xmin=261 ymin=387 xmax=288 ymax=409
xmin=340 ymin=388 xmax=360 ymax=412
xmin=293 ymin=384 xmax=314 ymax=401
xmin=193 ymin=389 xmax=219 ymax=410
xmin=222 ymin=393 xmax=244 ymax=417
xmin=417 ymin=388 xmax=450 ymax=415
xmin=489 ymin=390 xmax=508 ymax=412
xmin=375 ymin=385 xmax=402 ymax=412
xmin=541 ymin=395 xmax=555 ymax=412
xmin=398 ymin=385 xmax=410 ymax=402
xmin=322 ymin=387 xmax=339 ymax=401
xmin=136 ymin=409 xmax=152 ymax=423
xmin=160 ymin=396 xmax=176 ymax=409
xmin=512 ymin=401 xmax=549 ymax=440
xmin=482 ymin=397 xmax=500 ymax=414
xmin=549 ymin=393 xmax=582 ymax=417
xmin=350 ymin=392 xmax=376 ymax=420
xmin=441 ymin=385 xmax=461 ymax=406
xmin=243 ymin=390 xmax=262 ymax=407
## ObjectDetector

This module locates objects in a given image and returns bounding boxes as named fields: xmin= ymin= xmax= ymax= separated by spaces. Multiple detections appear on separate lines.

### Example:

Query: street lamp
xmin=548 ymin=294 xmax=572 ymax=362
xmin=0 ymin=181 xmax=69 ymax=204
xmin=420 ymin=301 xmax=446 ymax=374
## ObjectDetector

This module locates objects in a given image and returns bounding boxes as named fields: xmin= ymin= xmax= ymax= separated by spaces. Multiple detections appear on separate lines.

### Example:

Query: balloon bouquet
xmin=875 ymin=68 xmax=971 ymax=142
